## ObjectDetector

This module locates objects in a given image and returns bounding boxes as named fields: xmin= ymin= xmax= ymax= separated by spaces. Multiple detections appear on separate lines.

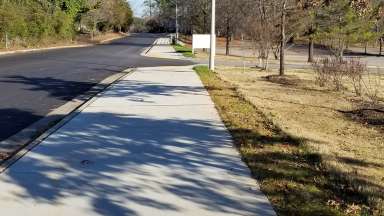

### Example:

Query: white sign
xmin=192 ymin=34 xmax=211 ymax=53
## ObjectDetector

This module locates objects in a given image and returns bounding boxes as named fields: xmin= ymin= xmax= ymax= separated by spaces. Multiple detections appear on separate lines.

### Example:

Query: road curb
xmin=0 ymin=68 xmax=135 ymax=173
xmin=140 ymin=38 xmax=159 ymax=57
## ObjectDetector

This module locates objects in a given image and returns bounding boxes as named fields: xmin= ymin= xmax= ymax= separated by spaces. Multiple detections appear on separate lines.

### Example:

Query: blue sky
xmin=128 ymin=0 xmax=145 ymax=17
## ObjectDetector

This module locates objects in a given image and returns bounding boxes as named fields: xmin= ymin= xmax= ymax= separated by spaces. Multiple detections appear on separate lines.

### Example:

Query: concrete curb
xmin=140 ymin=38 xmax=159 ymax=57
xmin=0 ymin=68 xmax=135 ymax=173
xmin=0 ymin=34 xmax=129 ymax=56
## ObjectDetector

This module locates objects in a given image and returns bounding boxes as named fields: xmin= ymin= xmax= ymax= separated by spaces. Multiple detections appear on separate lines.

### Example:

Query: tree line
xmin=144 ymin=0 xmax=384 ymax=74
xmin=0 ymin=0 xmax=133 ymax=47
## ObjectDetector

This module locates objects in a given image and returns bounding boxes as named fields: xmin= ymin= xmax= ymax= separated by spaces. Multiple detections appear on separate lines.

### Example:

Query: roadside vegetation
xmin=0 ymin=0 xmax=133 ymax=49
xmin=172 ymin=43 xmax=194 ymax=57
xmin=194 ymin=65 xmax=384 ymax=216
xmin=146 ymin=0 xmax=384 ymax=74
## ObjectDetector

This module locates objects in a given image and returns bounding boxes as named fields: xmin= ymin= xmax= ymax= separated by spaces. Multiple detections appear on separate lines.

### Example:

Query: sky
xmin=128 ymin=0 xmax=145 ymax=17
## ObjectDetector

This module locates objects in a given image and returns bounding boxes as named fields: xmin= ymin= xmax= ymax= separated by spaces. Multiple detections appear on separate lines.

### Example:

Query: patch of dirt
xmin=264 ymin=74 xmax=301 ymax=86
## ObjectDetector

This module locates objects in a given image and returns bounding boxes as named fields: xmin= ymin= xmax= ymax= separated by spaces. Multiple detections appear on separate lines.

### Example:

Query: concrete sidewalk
xmin=0 ymin=40 xmax=275 ymax=215
xmin=143 ymin=38 xmax=187 ymax=60
xmin=0 ymin=66 xmax=275 ymax=215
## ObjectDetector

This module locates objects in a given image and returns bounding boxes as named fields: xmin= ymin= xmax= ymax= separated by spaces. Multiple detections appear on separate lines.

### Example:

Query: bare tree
xmin=217 ymin=0 xmax=243 ymax=55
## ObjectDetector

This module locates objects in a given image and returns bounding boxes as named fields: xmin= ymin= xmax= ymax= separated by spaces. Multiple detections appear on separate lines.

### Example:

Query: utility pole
xmin=175 ymin=0 xmax=179 ymax=40
xmin=149 ymin=0 xmax=152 ymax=17
xmin=209 ymin=0 xmax=216 ymax=71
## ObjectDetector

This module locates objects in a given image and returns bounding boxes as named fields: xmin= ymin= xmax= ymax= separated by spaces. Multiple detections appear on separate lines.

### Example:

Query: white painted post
xmin=175 ymin=0 xmax=179 ymax=41
xmin=5 ymin=32 xmax=8 ymax=49
xmin=209 ymin=0 xmax=216 ymax=71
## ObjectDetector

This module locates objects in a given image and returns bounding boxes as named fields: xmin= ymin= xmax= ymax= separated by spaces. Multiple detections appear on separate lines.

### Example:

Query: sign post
xmin=175 ymin=0 xmax=179 ymax=41
xmin=209 ymin=0 xmax=216 ymax=71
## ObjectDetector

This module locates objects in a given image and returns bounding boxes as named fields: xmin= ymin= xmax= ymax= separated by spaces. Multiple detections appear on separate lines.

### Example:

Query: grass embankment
xmin=0 ymin=32 xmax=127 ymax=52
xmin=194 ymin=65 xmax=383 ymax=216
xmin=172 ymin=43 xmax=194 ymax=58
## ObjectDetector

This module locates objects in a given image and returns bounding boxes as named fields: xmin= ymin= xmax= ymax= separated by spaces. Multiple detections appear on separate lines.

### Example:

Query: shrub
xmin=362 ymin=70 xmax=383 ymax=105
xmin=311 ymin=58 xmax=330 ymax=87
xmin=312 ymin=57 xmax=367 ymax=95
xmin=312 ymin=57 xmax=346 ymax=90
xmin=345 ymin=58 xmax=366 ymax=96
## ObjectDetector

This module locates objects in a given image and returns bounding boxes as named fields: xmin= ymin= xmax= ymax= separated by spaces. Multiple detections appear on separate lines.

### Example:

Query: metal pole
xmin=149 ymin=0 xmax=152 ymax=17
xmin=209 ymin=0 xmax=216 ymax=71
xmin=175 ymin=0 xmax=179 ymax=41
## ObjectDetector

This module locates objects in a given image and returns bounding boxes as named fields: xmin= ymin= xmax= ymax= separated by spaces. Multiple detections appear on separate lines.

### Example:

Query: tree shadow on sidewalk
xmin=0 ymin=112 xmax=274 ymax=215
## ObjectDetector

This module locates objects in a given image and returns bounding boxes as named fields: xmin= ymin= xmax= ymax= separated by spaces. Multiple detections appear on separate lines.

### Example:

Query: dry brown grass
xmin=194 ymin=50 xmax=256 ymax=61
xmin=195 ymin=66 xmax=361 ymax=215
xmin=215 ymin=66 xmax=384 ymax=215
xmin=76 ymin=32 xmax=128 ymax=44
xmin=0 ymin=32 xmax=127 ymax=52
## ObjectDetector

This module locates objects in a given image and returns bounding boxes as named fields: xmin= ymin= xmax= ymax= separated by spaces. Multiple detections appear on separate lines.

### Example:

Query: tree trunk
xmin=273 ymin=47 xmax=279 ymax=60
xmin=308 ymin=36 xmax=314 ymax=62
xmin=5 ymin=32 xmax=8 ymax=49
xmin=203 ymin=12 xmax=207 ymax=33
xmin=339 ymin=47 xmax=344 ymax=60
xmin=380 ymin=38 xmax=383 ymax=56
xmin=279 ymin=0 xmax=286 ymax=76
xmin=225 ymin=18 xmax=230 ymax=56
xmin=225 ymin=36 xmax=230 ymax=56
xmin=364 ymin=42 xmax=367 ymax=55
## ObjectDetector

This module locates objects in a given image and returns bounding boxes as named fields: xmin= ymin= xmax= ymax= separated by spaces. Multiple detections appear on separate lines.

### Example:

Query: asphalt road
xmin=0 ymin=33 xmax=191 ymax=142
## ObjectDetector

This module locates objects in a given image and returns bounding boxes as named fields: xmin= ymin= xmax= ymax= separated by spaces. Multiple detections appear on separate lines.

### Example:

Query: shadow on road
xmin=0 ymin=109 xmax=42 ymax=142
xmin=2 ymin=76 xmax=95 ymax=101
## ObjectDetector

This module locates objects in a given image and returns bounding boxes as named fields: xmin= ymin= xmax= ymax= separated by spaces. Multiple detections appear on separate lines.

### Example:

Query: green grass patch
xmin=194 ymin=65 xmax=363 ymax=216
xmin=173 ymin=43 xmax=194 ymax=58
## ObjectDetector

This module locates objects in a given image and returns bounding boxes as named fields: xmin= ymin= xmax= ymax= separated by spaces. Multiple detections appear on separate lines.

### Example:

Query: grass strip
xmin=173 ymin=43 xmax=194 ymax=58
xmin=194 ymin=65 xmax=357 ymax=216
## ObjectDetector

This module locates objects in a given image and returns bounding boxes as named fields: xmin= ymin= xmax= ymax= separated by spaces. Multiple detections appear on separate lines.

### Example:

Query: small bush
xmin=312 ymin=58 xmax=344 ymax=90
xmin=362 ymin=70 xmax=383 ymax=105
xmin=312 ymin=58 xmax=367 ymax=95
xmin=346 ymin=59 xmax=366 ymax=96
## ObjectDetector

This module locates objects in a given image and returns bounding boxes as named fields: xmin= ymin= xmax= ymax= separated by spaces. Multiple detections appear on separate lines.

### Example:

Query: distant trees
xmin=0 ymin=0 xmax=133 ymax=48
xmin=146 ymin=0 xmax=384 ymax=74
xmin=315 ymin=0 xmax=373 ymax=59
xmin=241 ymin=0 xmax=279 ymax=70
xmin=144 ymin=0 xmax=212 ymax=34
xmin=143 ymin=0 xmax=178 ymax=33
xmin=372 ymin=0 xmax=384 ymax=55
xmin=217 ymin=0 xmax=242 ymax=55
